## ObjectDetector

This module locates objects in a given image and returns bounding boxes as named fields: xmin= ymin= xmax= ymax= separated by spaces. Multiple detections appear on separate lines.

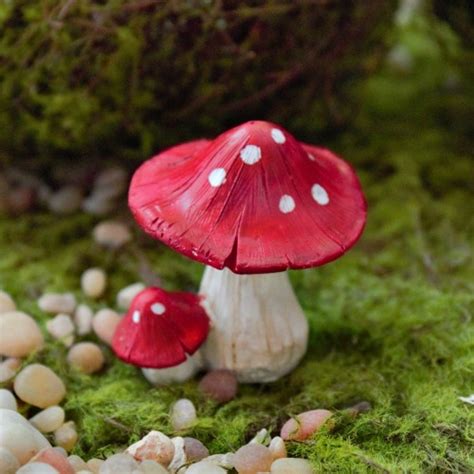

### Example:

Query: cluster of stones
xmin=0 ymin=166 xmax=128 ymax=216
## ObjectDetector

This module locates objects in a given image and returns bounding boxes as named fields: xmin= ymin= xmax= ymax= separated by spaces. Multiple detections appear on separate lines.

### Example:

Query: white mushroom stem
xmin=199 ymin=267 xmax=309 ymax=383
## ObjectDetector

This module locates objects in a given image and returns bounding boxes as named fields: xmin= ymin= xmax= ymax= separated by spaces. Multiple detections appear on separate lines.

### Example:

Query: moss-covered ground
xmin=1 ymin=13 xmax=473 ymax=473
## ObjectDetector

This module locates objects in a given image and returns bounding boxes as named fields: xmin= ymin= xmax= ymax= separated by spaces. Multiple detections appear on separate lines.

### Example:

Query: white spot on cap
xmin=279 ymin=195 xmax=295 ymax=214
xmin=208 ymin=168 xmax=226 ymax=187
xmin=240 ymin=145 xmax=262 ymax=165
xmin=132 ymin=310 xmax=140 ymax=324
xmin=271 ymin=128 xmax=286 ymax=144
xmin=308 ymin=153 xmax=316 ymax=161
xmin=151 ymin=303 xmax=166 ymax=315
xmin=312 ymin=184 xmax=329 ymax=205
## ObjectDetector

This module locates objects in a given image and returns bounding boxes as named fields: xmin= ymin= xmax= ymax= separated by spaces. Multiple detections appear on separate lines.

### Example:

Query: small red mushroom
xmin=112 ymin=287 xmax=210 ymax=383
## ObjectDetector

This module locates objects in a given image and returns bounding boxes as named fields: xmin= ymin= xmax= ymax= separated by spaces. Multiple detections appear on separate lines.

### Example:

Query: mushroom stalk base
xmin=199 ymin=267 xmax=309 ymax=383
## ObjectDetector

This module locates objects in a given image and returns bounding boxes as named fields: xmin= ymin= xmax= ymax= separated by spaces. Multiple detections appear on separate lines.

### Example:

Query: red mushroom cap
xmin=112 ymin=287 xmax=210 ymax=369
xmin=129 ymin=120 xmax=367 ymax=274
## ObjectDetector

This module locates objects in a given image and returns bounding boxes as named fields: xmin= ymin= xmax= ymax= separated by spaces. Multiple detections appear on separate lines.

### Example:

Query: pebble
xmin=0 ymin=422 xmax=41 ymax=464
xmin=0 ymin=311 xmax=44 ymax=357
xmin=48 ymin=186 xmax=83 ymax=215
xmin=29 ymin=406 xmax=65 ymax=433
xmin=93 ymin=221 xmax=132 ymax=249
xmin=31 ymin=447 xmax=75 ymax=474
xmin=0 ymin=290 xmax=16 ymax=313
xmin=139 ymin=459 xmax=169 ymax=473
xmin=117 ymin=282 xmax=146 ymax=310
xmin=86 ymin=458 xmax=104 ymax=473
xmin=16 ymin=462 xmax=60 ymax=473
xmin=53 ymin=447 xmax=68 ymax=457
xmin=270 ymin=458 xmax=314 ymax=474
xmin=0 ymin=388 xmax=17 ymax=410
xmin=126 ymin=430 xmax=174 ymax=465
xmin=280 ymin=409 xmax=333 ymax=441
xmin=0 ymin=446 xmax=20 ymax=474
xmin=0 ymin=357 xmax=21 ymax=383
xmin=54 ymin=421 xmax=78 ymax=452
xmin=186 ymin=461 xmax=227 ymax=474
xmin=233 ymin=444 xmax=273 ymax=474
xmin=67 ymin=342 xmax=105 ymax=375
xmin=99 ymin=453 xmax=138 ymax=473
xmin=249 ymin=429 xmax=271 ymax=446
xmin=183 ymin=437 xmax=209 ymax=462
xmin=347 ymin=401 xmax=372 ymax=416
xmin=268 ymin=437 xmax=286 ymax=460
xmin=198 ymin=369 xmax=238 ymax=403
xmin=201 ymin=453 xmax=234 ymax=469
xmin=74 ymin=304 xmax=93 ymax=335
xmin=14 ymin=364 xmax=66 ymax=408
xmin=46 ymin=314 xmax=75 ymax=346
xmin=92 ymin=309 xmax=121 ymax=345
xmin=171 ymin=399 xmax=197 ymax=431
xmin=94 ymin=167 xmax=128 ymax=190
xmin=38 ymin=293 xmax=76 ymax=314
xmin=81 ymin=268 xmax=107 ymax=299
xmin=81 ymin=195 xmax=116 ymax=216
xmin=68 ymin=454 xmax=89 ymax=472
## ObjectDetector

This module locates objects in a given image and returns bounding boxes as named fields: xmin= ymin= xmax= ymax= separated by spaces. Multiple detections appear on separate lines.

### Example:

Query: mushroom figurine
xmin=129 ymin=120 xmax=366 ymax=382
xmin=112 ymin=287 xmax=210 ymax=384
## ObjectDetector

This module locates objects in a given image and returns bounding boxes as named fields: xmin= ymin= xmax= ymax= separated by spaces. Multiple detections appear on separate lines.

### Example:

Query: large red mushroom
xmin=129 ymin=120 xmax=366 ymax=382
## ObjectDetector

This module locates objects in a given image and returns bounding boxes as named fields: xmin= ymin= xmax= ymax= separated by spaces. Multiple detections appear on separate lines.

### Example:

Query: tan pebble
xmin=38 ymin=293 xmax=76 ymax=314
xmin=270 ymin=457 xmax=314 ymax=473
xmin=29 ymin=406 xmax=65 ymax=433
xmin=139 ymin=459 xmax=169 ymax=473
xmin=92 ymin=309 xmax=121 ymax=345
xmin=31 ymin=447 xmax=75 ymax=474
xmin=0 ymin=388 xmax=17 ymax=410
xmin=0 ymin=290 xmax=16 ymax=313
xmin=54 ymin=422 xmax=78 ymax=452
xmin=203 ymin=453 xmax=234 ymax=469
xmin=186 ymin=461 xmax=227 ymax=474
xmin=0 ymin=311 xmax=44 ymax=357
xmin=67 ymin=342 xmax=104 ymax=374
xmin=171 ymin=398 xmax=197 ymax=431
xmin=268 ymin=437 xmax=286 ymax=460
xmin=99 ymin=453 xmax=138 ymax=473
xmin=48 ymin=186 xmax=83 ymax=215
xmin=53 ymin=447 xmax=68 ymax=457
xmin=233 ymin=444 xmax=273 ymax=474
xmin=0 ymin=422 xmax=40 ymax=465
xmin=280 ymin=409 xmax=333 ymax=441
xmin=68 ymin=454 xmax=89 ymax=472
xmin=93 ymin=221 xmax=132 ymax=249
xmin=74 ymin=304 xmax=93 ymax=336
xmin=46 ymin=314 xmax=75 ymax=346
xmin=116 ymin=283 xmax=145 ymax=311
xmin=16 ymin=462 xmax=60 ymax=473
xmin=86 ymin=458 xmax=104 ymax=473
xmin=198 ymin=369 xmax=238 ymax=403
xmin=126 ymin=430 xmax=174 ymax=465
xmin=14 ymin=364 xmax=66 ymax=408
xmin=0 ymin=357 xmax=22 ymax=383
xmin=81 ymin=268 xmax=107 ymax=299
xmin=0 ymin=446 xmax=20 ymax=474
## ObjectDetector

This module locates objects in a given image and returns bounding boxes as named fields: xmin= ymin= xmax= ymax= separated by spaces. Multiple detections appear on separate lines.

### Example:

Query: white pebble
xmin=68 ymin=454 xmax=89 ymax=471
xmin=93 ymin=220 xmax=132 ymax=249
xmin=271 ymin=457 xmax=314 ymax=473
xmin=0 ymin=446 xmax=20 ymax=474
xmin=268 ymin=437 xmax=286 ymax=460
xmin=48 ymin=186 xmax=83 ymax=215
xmin=67 ymin=342 xmax=105 ymax=374
xmin=139 ymin=459 xmax=169 ymax=473
xmin=54 ymin=421 xmax=78 ymax=452
xmin=46 ymin=314 xmax=75 ymax=346
xmin=0 ymin=423 xmax=41 ymax=465
xmin=94 ymin=167 xmax=128 ymax=190
xmin=82 ymin=195 xmax=116 ymax=216
xmin=38 ymin=293 xmax=76 ymax=314
xmin=92 ymin=309 xmax=121 ymax=345
xmin=249 ymin=428 xmax=271 ymax=446
xmin=116 ymin=283 xmax=145 ymax=310
xmin=17 ymin=462 xmax=60 ymax=473
xmin=99 ymin=453 xmax=138 ymax=474
xmin=87 ymin=458 xmax=104 ymax=473
xmin=29 ymin=406 xmax=65 ymax=433
xmin=0 ymin=290 xmax=16 ymax=313
xmin=0 ymin=311 xmax=44 ymax=357
xmin=171 ymin=399 xmax=197 ymax=431
xmin=0 ymin=357 xmax=21 ymax=383
xmin=126 ymin=430 xmax=174 ymax=465
xmin=81 ymin=268 xmax=107 ymax=299
xmin=186 ymin=461 xmax=227 ymax=474
xmin=74 ymin=304 xmax=93 ymax=335
xmin=0 ymin=388 xmax=17 ymax=411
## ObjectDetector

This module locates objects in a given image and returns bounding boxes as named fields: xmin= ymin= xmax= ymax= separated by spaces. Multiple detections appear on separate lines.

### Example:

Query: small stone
xmin=249 ymin=429 xmax=271 ymax=446
xmin=0 ymin=422 xmax=41 ymax=464
xmin=186 ymin=461 xmax=227 ymax=474
xmin=81 ymin=195 xmax=116 ymax=216
xmin=16 ymin=462 xmax=60 ymax=473
xmin=14 ymin=364 xmax=66 ymax=408
xmin=0 ymin=446 xmax=20 ymax=474
xmin=81 ymin=268 xmax=107 ymax=299
xmin=67 ymin=342 xmax=105 ymax=375
xmin=99 ymin=453 xmax=138 ymax=473
xmin=280 ymin=409 xmax=333 ymax=441
xmin=171 ymin=399 xmax=197 ymax=431
xmin=29 ymin=406 xmax=65 ymax=433
xmin=31 ymin=447 xmax=75 ymax=474
xmin=203 ymin=453 xmax=235 ymax=470
xmin=53 ymin=447 xmax=68 ymax=458
xmin=0 ymin=290 xmax=16 ymax=313
xmin=270 ymin=458 xmax=314 ymax=474
xmin=74 ymin=304 xmax=93 ymax=336
xmin=94 ymin=167 xmax=128 ymax=190
xmin=0 ymin=388 xmax=17 ymax=410
xmin=46 ymin=314 xmax=75 ymax=346
xmin=86 ymin=459 xmax=104 ymax=474
xmin=93 ymin=221 xmax=132 ymax=249
xmin=183 ymin=438 xmax=209 ymax=463
xmin=233 ymin=444 xmax=273 ymax=474
xmin=347 ymin=401 xmax=372 ymax=416
xmin=126 ymin=430 xmax=174 ymax=465
xmin=0 ymin=311 xmax=44 ymax=357
xmin=48 ymin=186 xmax=83 ymax=215
xmin=38 ymin=293 xmax=76 ymax=314
xmin=116 ymin=283 xmax=145 ymax=310
xmin=0 ymin=357 xmax=21 ymax=383
xmin=68 ymin=454 xmax=89 ymax=472
xmin=54 ymin=422 xmax=78 ymax=452
xmin=139 ymin=459 xmax=169 ymax=473
xmin=92 ymin=309 xmax=121 ymax=345
xmin=268 ymin=437 xmax=286 ymax=460
xmin=198 ymin=369 xmax=238 ymax=403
